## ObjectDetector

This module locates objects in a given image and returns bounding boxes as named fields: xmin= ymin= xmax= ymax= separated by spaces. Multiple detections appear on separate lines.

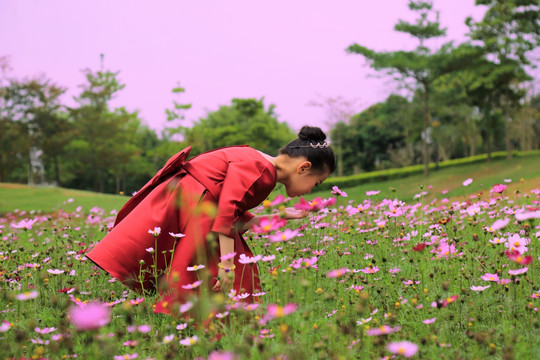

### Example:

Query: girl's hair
xmin=279 ymin=126 xmax=336 ymax=174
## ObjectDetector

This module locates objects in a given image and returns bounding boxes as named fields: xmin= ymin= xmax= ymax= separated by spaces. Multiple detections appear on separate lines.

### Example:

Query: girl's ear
xmin=296 ymin=161 xmax=312 ymax=174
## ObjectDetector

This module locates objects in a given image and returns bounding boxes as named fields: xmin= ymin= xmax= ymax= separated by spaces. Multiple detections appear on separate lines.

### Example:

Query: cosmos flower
xmin=179 ymin=336 xmax=199 ymax=346
xmin=16 ymin=291 xmax=39 ymax=301
xmin=505 ymin=250 xmax=532 ymax=265
xmin=366 ymin=325 xmax=401 ymax=336
xmin=470 ymin=285 xmax=490 ymax=292
xmin=481 ymin=273 xmax=499 ymax=282
xmin=0 ymin=320 xmax=12 ymax=332
xmin=508 ymin=268 xmax=528 ymax=275
xmin=365 ymin=190 xmax=380 ymax=196
xmin=47 ymin=269 xmax=65 ymax=275
xmin=187 ymin=264 xmax=205 ymax=271
xmin=181 ymin=280 xmax=202 ymax=289
xmin=239 ymin=254 xmax=262 ymax=264
xmin=294 ymin=197 xmax=325 ymax=211
xmin=68 ymin=301 xmax=111 ymax=331
xmin=387 ymin=341 xmax=418 ymax=358
xmin=169 ymin=232 xmax=186 ymax=238
xmin=422 ymin=318 xmax=436 ymax=324
xmin=504 ymin=234 xmax=530 ymax=254
xmin=490 ymin=218 xmax=510 ymax=231
xmin=265 ymin=303 xmax=298 ymax=320
xmin=491 ymin=184 xmax=507 ymax=193
xmin=220 ymin=252 xmax=237 ymax=261
xmin=251 ymin=215 xmax=287 ymax=234
xmin=326 ymin=268 xmax=350 ymax=278
xmin=462 ymin=178 xmax=473 ymax=186
xmin=331 ymin=186 xmax=348 ymax=197
xmin=269 ymin=229 xmax=299 ymax=243
xmin=148 ymin=227 xmax=161 ymax=236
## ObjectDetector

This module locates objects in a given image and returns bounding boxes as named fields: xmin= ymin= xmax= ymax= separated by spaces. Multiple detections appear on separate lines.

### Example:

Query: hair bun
xmin=298 ymin=126 xmax=326 ymax=142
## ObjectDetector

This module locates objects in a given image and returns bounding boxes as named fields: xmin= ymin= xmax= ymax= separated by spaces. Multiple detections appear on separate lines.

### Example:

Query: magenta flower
xmin=114 ymin=354 xmax=138 ymax=360
xmin=515 ymin=210 xmax=540 ymax=221
xmin=270 ymin=194 xmax=287 ymax=207
xmin=366 ymin=325 xmax=401 ymax=336
xmin=34 ymin=327 xmax=56 ymax=334
xmin=365 ymin=190 xmax=380 ymax=196
xmin=422 ymin=318 xmax=436 ymax=324
xmin=251 ymin=215 xmax=287 ymax=234
xmin=505 ymin=250 xmax=532 ymax=265
xmin=331 ymin=186 xmax=348 ymax=197
xmin=359 ymin=266 xmax=379 ymax=274
xmin=462 ymin=178 xmax=473 ymax=186
xmin=387 ymin=341 xmax=418 ymax=358
xmin=68 ymin=301 xmax=111 ymax=331
xmin=207 ymin=351 xmax=237 ymax=360
xmin=294 ymin=197 xmax=324 ymax=211
xmin=326 ymin=268 xmax=350 ymax=278
xmin=491 ymin=184 xmax=507 ymax=193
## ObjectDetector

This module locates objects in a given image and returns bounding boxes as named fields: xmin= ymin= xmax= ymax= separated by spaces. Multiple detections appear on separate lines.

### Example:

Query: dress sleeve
xmin=210 ymin=160 xmax=271 ymax=237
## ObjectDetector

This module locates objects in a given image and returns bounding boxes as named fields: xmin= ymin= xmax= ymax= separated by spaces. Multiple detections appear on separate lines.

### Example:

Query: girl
xmin=86 ymin=125 xmax=335 ymax=316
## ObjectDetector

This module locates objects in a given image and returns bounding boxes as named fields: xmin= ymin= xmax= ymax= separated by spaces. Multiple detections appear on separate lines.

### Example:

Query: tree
xmin=182 ymin=98 xmax=295 ymax=156
xmin=466 ymin=0 xmax=540 ymax=159
xmin=347 ymin=0 xmax=450 ymax=176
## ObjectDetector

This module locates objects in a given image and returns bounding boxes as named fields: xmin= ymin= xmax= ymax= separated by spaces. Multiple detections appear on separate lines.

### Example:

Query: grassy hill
xmin=1 ymin=154 xmax=539 ymax=214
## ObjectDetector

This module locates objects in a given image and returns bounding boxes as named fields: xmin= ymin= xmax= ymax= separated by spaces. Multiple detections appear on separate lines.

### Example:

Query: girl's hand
xmin=282 ymin=207 xmax=310 ymax=220
xmin=212 ymin=267 xmax=235 ymax=293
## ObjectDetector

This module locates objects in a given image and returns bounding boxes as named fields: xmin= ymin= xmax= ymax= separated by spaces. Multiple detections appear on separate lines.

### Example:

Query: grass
xmin=0 ymin=183 xmax=127 ymax=215
xmin=308 ymin=154 xmax=540 ymax=203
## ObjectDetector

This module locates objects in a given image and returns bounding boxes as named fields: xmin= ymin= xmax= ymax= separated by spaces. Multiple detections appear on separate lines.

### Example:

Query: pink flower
xmin=508 ymin=267 xmax=528 ymax=275
xmin=148 ymin=227 xmax=161 ymax=236
xmin=47 ymin=269 xmax=64 ymax=275
xmin=207 ymin=351 xmax=237 ymax=360
xmin=365 ymin=190 xmax=380 ymax=196
xmin=387 ymin=341 xmax=418 ymax=358
xmin=34 ymin=327 xmax=56 ymax=334
xmin=491 ymin=184 xmax=507 ymax=193
xmin=481 ymin=273 xmax=499 ymax=282
xmin=16 ymin=291 xmax=38 ymax=301
xmin=326 ymin=268 xmax=350 ymax=278
xmin=504 ymin=233 xmax=530 ymax=254
xmin=463 ymin=178 xmax=473 ymax=186
xmin=251 ymin=215 xmax=286 ymax=234
xmin=130 ymin=298 xmax=144 ymax=305
xmin=290 ymin=257 xmax=318 ymax=269
xmin=113 ymin=354 xmax=138 ymax=360
xmin=181 ymin=280 xmax=202 ymax=289
xmin=470 ymin=285 xmax=490 ymax=291
xmin=68 ymin=301 xmax=111 ymax=331
xmin=187 ymin=264 xmax=206 ymax=271
xmin=490 ymin=218 xmax=510 ymax=231
xmin=331 ymin=186 xmax=348 ymax=197
xmin=169 ymin=232 xmax=186 ymax=239
xmin=179 ymin=301 xmax=193 ymax=313
xmin=137 ymin=324 xmax=151 ymax=333
xmin=269 ymin=229 xmax=299 ymax=243
xmin=238 ymin=254 xmax=262 ymax=264
xmin=422 ymin=318 xmax=436 ymax=324
xmin=0 ymin=320 xmax=12 ymax=332
xmin=366 ymin=325 xmax=401 ymax=336
xmin=359 ymin=266 xmax=379 ymax=274
xmin=265 ymin=303 xmax=298 ymax=320
xmin=220 ymin=252 xmax=236 ymax=261
xmin=515 ymin=210 xmax=540 ymax=221
xmin=179 ymin=335 xmax=198 ymax=346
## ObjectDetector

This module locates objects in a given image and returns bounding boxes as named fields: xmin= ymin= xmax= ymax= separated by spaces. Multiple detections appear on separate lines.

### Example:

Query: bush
xmin=318 ymin=150 xmax=540 ymax=191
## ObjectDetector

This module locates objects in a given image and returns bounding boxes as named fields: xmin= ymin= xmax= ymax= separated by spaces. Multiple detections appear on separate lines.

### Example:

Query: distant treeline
xmin=1 ymin=0 xmax=539 ymax=194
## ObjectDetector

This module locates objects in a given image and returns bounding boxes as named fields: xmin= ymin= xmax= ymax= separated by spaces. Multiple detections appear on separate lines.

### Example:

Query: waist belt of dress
xmin=181 ymin=162 xmax=220 ymax=201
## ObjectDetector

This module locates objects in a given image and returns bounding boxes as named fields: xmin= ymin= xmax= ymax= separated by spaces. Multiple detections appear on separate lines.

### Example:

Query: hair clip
xmin=310 ymin=142 xmax=330 ymax=148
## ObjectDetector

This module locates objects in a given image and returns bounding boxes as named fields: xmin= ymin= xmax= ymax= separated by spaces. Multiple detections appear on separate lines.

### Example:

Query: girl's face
xmin=285 ymin=161 xmax=329 ymax=198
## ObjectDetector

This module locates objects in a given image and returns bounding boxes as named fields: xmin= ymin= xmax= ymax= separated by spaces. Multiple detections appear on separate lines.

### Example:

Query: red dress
xmin=86 ymin=145 xmax=276 ymax=315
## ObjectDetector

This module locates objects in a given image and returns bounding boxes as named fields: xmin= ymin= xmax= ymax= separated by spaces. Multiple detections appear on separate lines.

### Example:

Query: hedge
xmin=317 ymin=149 xmax=540 ymax=191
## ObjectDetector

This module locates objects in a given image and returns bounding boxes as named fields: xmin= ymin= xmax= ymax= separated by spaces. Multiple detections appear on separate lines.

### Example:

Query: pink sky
xmin=0 ymin=1 xmax=487 ymax=133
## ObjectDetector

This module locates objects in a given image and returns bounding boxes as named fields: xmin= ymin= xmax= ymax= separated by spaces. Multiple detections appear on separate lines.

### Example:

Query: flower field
xmin=0 ymin=180 xmax=539 ymax=359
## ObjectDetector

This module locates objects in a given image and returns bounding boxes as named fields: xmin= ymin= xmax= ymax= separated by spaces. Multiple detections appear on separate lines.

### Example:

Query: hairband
xmin=294 ymin=141 xmax=330 ymax=149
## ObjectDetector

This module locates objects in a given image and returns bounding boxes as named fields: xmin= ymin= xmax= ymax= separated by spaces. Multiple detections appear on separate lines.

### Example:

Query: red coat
xmin=86 ymin=145 xmax=277 ymax=315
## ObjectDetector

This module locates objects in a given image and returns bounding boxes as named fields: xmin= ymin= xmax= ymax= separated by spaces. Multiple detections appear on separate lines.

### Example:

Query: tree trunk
xmin=422 ymin=89 xmax=431 ymax=177
xmin=54 ymin=155 xmax=61 ymax=186
xmin=504 ymin=95 xmax=512 ymax=160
